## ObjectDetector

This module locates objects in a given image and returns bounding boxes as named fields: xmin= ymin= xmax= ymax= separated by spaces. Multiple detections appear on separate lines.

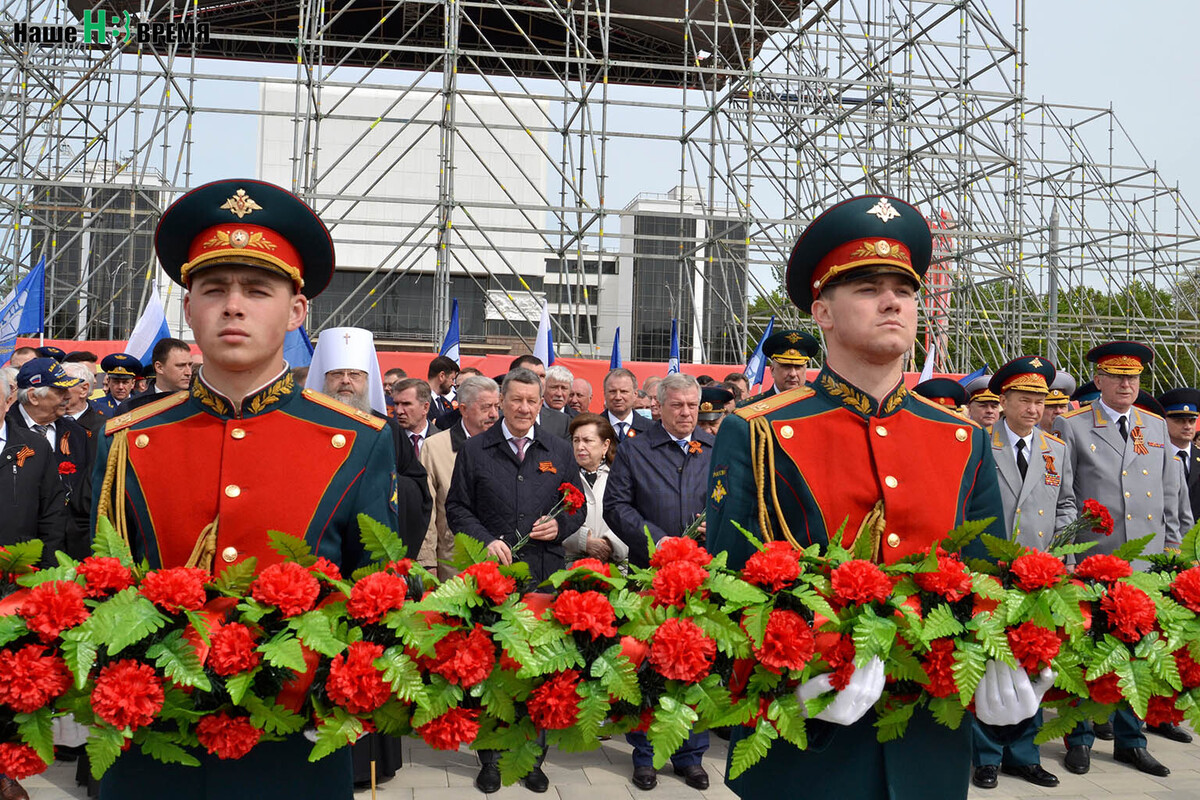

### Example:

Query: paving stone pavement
xmin=19 ymin=724 xmax=1200 ymax=799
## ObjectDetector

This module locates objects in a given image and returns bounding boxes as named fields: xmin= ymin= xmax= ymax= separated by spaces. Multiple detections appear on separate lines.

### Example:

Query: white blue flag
xmin=743 ymin=315 xmax=776 ymax=388
xmin=918 ymin=341 xmax=937 ymax=383
xmin=0 ymin=256 xmax=46 ymax=365
xmin=439 ymin=299 xmax=461 ymax=365
xmin=126 ymin=281 xmax=172 ymax=367
xmin=667 ymin=318 xmax=680 ymax=374
xmin=533 ymin=301 xmax=555 ymax=366
xmin=284 ymin=325 xmax=314 ymax=368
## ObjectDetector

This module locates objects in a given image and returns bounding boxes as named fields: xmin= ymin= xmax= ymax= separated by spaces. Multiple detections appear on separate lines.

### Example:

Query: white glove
xmin=795 ymin=656 xmax=885 ymax=726
xmin=973 ymin=661 xmax=1056 ymax=727
xmin=51 ymin=714 xmax=90 ymax=748
xmin=303 ymin=727 xmax=319 ymax=743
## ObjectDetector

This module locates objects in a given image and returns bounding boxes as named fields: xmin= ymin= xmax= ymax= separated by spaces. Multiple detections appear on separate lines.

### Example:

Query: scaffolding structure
xmin=2 ymin=0 xmax=1199 ymax=382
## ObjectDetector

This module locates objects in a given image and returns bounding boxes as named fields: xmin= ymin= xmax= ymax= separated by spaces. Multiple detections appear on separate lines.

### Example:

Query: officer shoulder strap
xmin=104 ymin=391 xmax=189 ymax=435
xmin=302 ymin=388 xmax=387 ymax=431
xmin=735 ymin=386 xmax=815 ymax=421
xmin=1060 ymin=406 xmax=1092 ymax=420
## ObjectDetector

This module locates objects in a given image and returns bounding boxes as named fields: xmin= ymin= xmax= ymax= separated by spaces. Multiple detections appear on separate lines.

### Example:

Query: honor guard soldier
xmin=90 ymin=352 xmax=141 ymax=416
xmin=1040 ymin=371 xmax=1076 ymax=433
xmin=1055 ymin=341 xmax=1181 ymax=777
xmin=1159 ymin=387 xmax=1200 ymax=523
xmin=706 ymin=195 xmax=1044 ymax=800
xmin=912 ymin=377 xmax=967 ymax=411
xmin=964 ymin=374 xmax=1001 ymax=430
xmin=697 ymin=385 xmax=735 ymax=437
xmin=90 ymin=179 xmax=399 ymax=800
xmin=741 ymin=329 xmax=819 ymax=404
xmin=971 ymin=357 xmax=1073 ymax=791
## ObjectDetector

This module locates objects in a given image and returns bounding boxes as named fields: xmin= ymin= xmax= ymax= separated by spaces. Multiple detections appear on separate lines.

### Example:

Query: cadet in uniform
xmin=1055 ymin=341 xmax=1180 ymax=777
xmin=1039 ymin=371 xmax=1076 ymax=433
xmin=1159 ymin=387 xmax=1200 ymax=523
xmin=706 ymin=195 xmax=1047 ymax=800
xmin=91 ymin=179 xmax=399 ymax=800
xmin=89 ymin=352 xmax=140 ymax=417
xmin=740 ymin=329 xmax=819 ymax=405
xmin=971 ymin=357 xmax=1073 ymax=791
xmin=964 ymin=374 xmax=1000 ymax=430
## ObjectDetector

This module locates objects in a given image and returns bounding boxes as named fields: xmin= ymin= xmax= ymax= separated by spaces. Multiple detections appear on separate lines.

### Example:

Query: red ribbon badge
xmin=14 ymin=446 xmax=34 ymax=468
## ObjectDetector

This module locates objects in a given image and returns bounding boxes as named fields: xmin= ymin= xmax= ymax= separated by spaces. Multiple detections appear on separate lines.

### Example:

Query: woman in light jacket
xmin=565 ymin=413 xmax=628 ymax=566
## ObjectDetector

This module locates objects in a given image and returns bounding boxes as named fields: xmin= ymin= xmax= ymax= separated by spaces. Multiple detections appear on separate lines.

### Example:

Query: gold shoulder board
xmin=302 ymin=388 xmax=387 ymax=431
xmin=104 ymin=391 xmax=189 ymax=435
xmin=1061 ymin=406 xmax=1091 ymax=419
xmin=735 ymin=386 xmax=816 ymax=420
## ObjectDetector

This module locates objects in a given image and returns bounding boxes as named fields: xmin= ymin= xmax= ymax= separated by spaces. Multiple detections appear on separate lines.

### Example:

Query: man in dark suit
xmin=426 ymin=355 xmax=459 ymax=422
xmin=392 ymin=377 xmax=439 ymax=456
xmin=603 ymin=367 xmax=652 ymax=443
xmin=0 ymin=368 xmax=67 ymax=564
xmin=61 ymin=362 xmax=106 ymax=434
xmin=603 ymin=372 xmax=713 ymax=791
xmin=544 ymin=365 xmax=577 ymax=417
xmin=120 ymin=338 xmax=194 ymax=413
xmin=1160 ymin=388 xmax=1200 ymax=523
xmin=446 ymin=366 xmax=584 ymax=795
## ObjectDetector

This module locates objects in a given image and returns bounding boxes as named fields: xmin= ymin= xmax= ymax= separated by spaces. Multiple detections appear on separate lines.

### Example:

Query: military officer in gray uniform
xmin=1054 ymin=341 xmax=1181 ymax=778
xmin=964 ymin=374 xmax=1000 ymax=430
xmin=972 ymin=356 xmax=1072 ymax=791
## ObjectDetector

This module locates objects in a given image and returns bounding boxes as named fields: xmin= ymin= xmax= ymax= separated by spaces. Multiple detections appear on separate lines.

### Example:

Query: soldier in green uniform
xmin=706 ymin=195 xmax=1051 ymax=800
xmin=90 ymin=179 xmax=399 ymax=800
xmin=740 ymin=329 xmax=819 ymax=405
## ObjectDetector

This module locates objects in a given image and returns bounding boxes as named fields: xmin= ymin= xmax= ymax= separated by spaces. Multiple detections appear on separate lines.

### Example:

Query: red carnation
xmin=417 ymin=707 xmax=480 ymax=750
xmin=741 ymin=541 xmax=803 ymax=592
xmin=648 ymin=617 xmax=716 ymax=683
xmin=308 ymin=557 xmax=342 ymax=581
xmin=0 ymin=645 xmax=71 ymax=712
xmin=251 ymin=561 xmax=320 ymax=617
xmin=76 ymin=556 xmax=133 ymax=598
xmin=91 ymin=659 xmax=165 ymax=730
xmin=569 ymin=558 xmax=613 ymax=577
xmin=347 ymin=571 xmax=408 ymax=624
xmin=1145 ymin=694 xmax=1185 ymax=727
xmin=1075 ymin=554 xmax=1133 ymax=583
xmin=1006 ymin=622 xmax=1061 ymax=674
xmin=208 ymin=623 xmax=261 ymax=677
xmin=527 ymin=669 xmax=582 ymax=730
xmin=386 ymin=559 xmax=413 ymax=576
xmin=914 ymin=554 xmax=974 ymax=603
xmin=1171 ymin=567 xmax=1200 ymax=613
xmin=196 ymin=713 xmax=263 ymax=759
xmin=557 ymin=482 xmax=587 ymax=515
xmin=830 ymin=560 xmax=892 ymax=606
xmin=1082 ymin=498 xmax=1115 ymax=536
xmin=429 ymin=625 xmax=496 ymax=687
xmin=58 ymin=461 xmax=77 ymax=476
xmin=1009 ymin=550 xmax=1067 ymax=592
xmin=19 ymin=580 xmax=89 ymax=642
xmin=0 ymin=742 xmax=48 ymax=781
xmin=649 ymin=536 xmax=712 ymax=568
xmin=140 ymin=566 xmax=208 ymax=613
xmin=755 ymin=609 xmax=816 ymax=673
xmin=1087 ymin=672 xmax=1123 ymax=705
xmin=1100 ymin=582 xmax=1157 ymax=643
xmin=553 ymin=590 xmax=618 ymax=640
xmin=821 ymin=634 xmax=858 ymax=691
xmin=326 ymin=641 xmax=391 ymax=714
xmin=1176 ymin=648 xmax=1200 ymax=689
xmin=651 ymin=560 xmax=709 ymax=608
xmin=921 ymin=639 xmax=958 ymax=698
xmin=462 ymin=561 xmax=516 ymax=604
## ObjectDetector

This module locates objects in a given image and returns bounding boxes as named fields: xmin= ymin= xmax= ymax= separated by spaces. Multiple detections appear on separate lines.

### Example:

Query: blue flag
xmin=667 ymin=319 xmax=680 ymax=374
xmin=533 ymin=302 xmax=555 ymax=366
xmin=743 ymin=315 xmax=776 ymax=388
xmin=609 ymin=327 xmax=622 ymax=369
xmin=0 ymin=256 xmax=46 ymax=365
xmin=958 ymin=365 xmax=988 ymax=386
xmin=439 ymin=298 xmax=461 ymax=364
xmin=284 ymin=325 xmax=315 ymax=368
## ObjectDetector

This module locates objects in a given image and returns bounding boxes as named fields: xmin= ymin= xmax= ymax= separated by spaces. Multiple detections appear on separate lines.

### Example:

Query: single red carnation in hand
xmin=1087 ymin=672 xmax=1123 ymax=705
xmin=326 ymin=641 xmax=391 ymax=714
xmin=1100 ymin=582 xmax=1157 ymax=643
xmin=76 ymin=556 xmax=133 ymax=598
xmin=417 ymin=706 xmax=480 ymax=750
xmin=1170 ymin=566 xmax=1200 ymax=613
xmin=1075 ymin=554 xmax=1133 ymax=583
xmin=651 ymin=560 xmax=709 ymax=608
xmin=822 ymin=634 xmax=858 ymax=691
xmin=569 ymin=558 xmax=612 ymax=577
xmin=527 ymin=669 xmax=582 ymax=729
xmin=830 ymin=560 xmax=892 ymax=606
xmin=208 ymin=623 xmax=261 ymax=677
xmin=347 ymin=571 xmax=408 ymax=624
xmin=649 ymin=537 xmax=712 ymax=568
xmin=553 ymin=590 xmax=618 ymax=639
xmin=0 ymin=645 xmax=71 ymax=712
xmin=462 ymin=561 xmax=516 ymax=604
xmin=1082 ymin=498 xmax=1115 ymax=536
xmin=914 ymin=554 xmax=974 ymax=602
xmin=19 ymin=580 xmax=89 ymax=642
xmin=1009 ymin=550 xmax=1067 ymax=592
xmin=1006 ymin=622 xmax=1061 ymax=673
xmin=557 ymin=482 xmax=587 ymax=514
xmin=921 ymin=639 xmax=958 ymax=698
xmin=648 ymin=617 xmax=716 ymax=683
xmin=308 ymin=557 xmax=342 ymax=581
xmin=741 ymin=541 xmax=802 ymax=592
xmin=429 ymin=625 xmax=496 ymax=687
xmin=140 ymin=566 xmax=208 ymax=613
xmin=755 ymin=609 xmax=815 ymax=673
xmin=196 ymin=713 xmax=263 ymax=759
xmin=1145 ymin=694 xmax=1185 ymax=727
xmin=91 ymin=659 xmax=165 ymax=730
xmin=0 ymin=742 xmax=48 ymax=781
xmin=251 ymin=561 xmax=320 ymax=617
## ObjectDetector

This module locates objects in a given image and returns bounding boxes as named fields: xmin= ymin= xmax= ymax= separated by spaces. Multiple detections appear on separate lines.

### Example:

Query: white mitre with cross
xmin=305 ymin=326 xmax=387 ymax=413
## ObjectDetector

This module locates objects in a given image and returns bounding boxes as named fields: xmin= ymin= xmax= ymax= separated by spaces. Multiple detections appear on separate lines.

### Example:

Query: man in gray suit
xmin=1054 ymin=341 xmax=1181 ymax=778
xmin=972 ymin=357 xmax=1072 ymax=791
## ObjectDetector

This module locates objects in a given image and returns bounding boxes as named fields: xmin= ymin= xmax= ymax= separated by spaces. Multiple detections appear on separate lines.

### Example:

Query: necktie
xmin=511 ymin=436 xmax=528 ymax=462
xmin=1015 ymin=439 xmax=1028 ymax=480
xmin=617 ymin=422 xmax=628 ymax=440
xmin=676 ymin=439 xmax=689 ymax=452
xmin=410 ymin=432 xmax=421 ymax=458
xmin=1117 ymin=415 xmax=1129 ymax=442
xmin=1181 ymin=450 xmax=1191 ymax=479
xmin=33 ymin=424 xmax=50 ymax=442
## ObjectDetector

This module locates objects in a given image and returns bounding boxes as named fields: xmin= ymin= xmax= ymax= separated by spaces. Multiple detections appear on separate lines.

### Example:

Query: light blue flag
xmin=533 ymin=302 xmax=555 ymax=366
xmin=439 ymin=298 xmax=461 ymax=364
xmin=743 ymin=315 xmax=776 ymax=388
xmin=126 ymin=282 xmax=172 ymax=368
xmin=609 ymin=327 xmax=622 ymax=369
xmin=958 ymin=365 xmax=989 ymax=386
xmin=284 ymin=325 xmax=315 ymax=368
xmin=667 ymin=318 xmax=680 ymax=374
xmin=0 ymin=256 xmax=46 ymax=365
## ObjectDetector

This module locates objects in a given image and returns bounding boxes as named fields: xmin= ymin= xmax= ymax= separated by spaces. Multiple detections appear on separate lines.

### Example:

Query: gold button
xmin=1142 ymin=469 xmax=1149 ymax=475
xmin=1016 ymin=508 xmax=1021 ymax=515
xmin=1038 ymin=532 xmax=1044 ymax=537
xmin=134 ymin=434 xmax=149 ymax=448
xmin=884 ymin=476 xmax=898 ymax=489
xmin=1147 ymin=491 xmax=1153 ymax=497
xmin=1038 ymin=510 xmax=1044 ymax=516
xmin=955 ymin=428 xmax=968 ymax=441
xmin=331 ymin=434 xmax=347 ymax=448
xmin=886 ymin=533 xmax=900 ymax=548
xmin=1148 ymin=514 xmax=1154 ymax=520
xmin=221 ymin=546 xmax=238 ymax=563
xmin=1122 ymin=470 xmax=1128 ymax=476
xmin=231 ymin=428 xmax=246 ymax=440
xmin=780 ymin=425 xmax=794 ymax=439
xmin=875 ymin=425 xmax=888 ymax=437
xmin=1126 ymin=514 xmax=1133 ymax=520
xmin=1124 ymin=491 xmax=1131 ymax=498
xmin=225 ymin=484 xmax=241 ymax=498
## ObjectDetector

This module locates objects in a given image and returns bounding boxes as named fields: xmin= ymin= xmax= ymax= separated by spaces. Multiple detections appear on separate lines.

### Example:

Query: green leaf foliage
xmin=683 ymin=674 xmax=734 ymax=727
xmin=412 ymin=677 xmax=465 ymax=727
xmin=0 ymin=615 xmax=28 ymax=648
xmin=1110 ymin=533 xmax=1157 ymax=563
xmin=647 ymin=696 xmax=700 ymax=769
xmin=225 ymin=669 xmax=258 ymax=705
xmin=145 ymin=629 xmax=211 ymax=691
xmin=83 ymin=587 xmax=170 ymax=656
xmin=87 ymin=726 xmax=128 ymax=779
xmin=765 ymin=694 xmax=807 ymax=750
xmin=136 ymin=729 xmax=201 ymax=768
xmin=60 ymin=633 xmax=98 ymax=688
xmin=289 ymin=610 xmax=348 ymax=657
xmin=243 ymin=693 xmax=305 ymax=736
xmin=213 ymin=558 xmax=259 ymax=596
xmin=920 ymin=604 xmax=965 ymax=644
xmin=707 ymin=572 xmax=768 ymax=606
xmin=475 ymin=669 xmax=525 ymax=724
xmin=452 ymin=533 xmax=489 ymax=567
xmin=17 ymin=708 xmax=53 ymax=764
xmin=266 ymin=530 xmax=316 ymax=566
xmin=851 ymin=609 xmax=897 ymax=664
xmin=952 ymin=640 xmax=987 ymax=705
xmin=1087 ymin=636 xmax=1131 ymax=681
xmin=928 ymin=696 xmax=966 ymax=729
xmin=980 ymin=533 xmax=1025 ymax=563
xmin=590 ymin=644 xmax=641 ymax=705
xmin=418 ymin=575 xmax=487 ymax=617
xmin=309 ymin=707 xmax=364 ymax=762
xmin=497 ymin=732 xmax=544 ymax=786
xmin=92 ymin=517 xmax=134 ymax=565
xmin=515 ymin=634 xmax=582 ymax=678
xmin=259 ymin=632 xmax=307 ymax=672
xmin=378 ymin=646 xmax=426 ymax=703
xmin=734 ymin=521 xmax=768 ymax=553
xmin=942 ymin=518 xmax=994 ymax=554
xmin=0 ymin=539 xmax=42 ymax=573
xmin=371 ymin=699 xmax=412 ymax=737
xmin=17 ymin=563 xmax=76 ymax=587
xmin=790 ymin=586 xmax=838 ymax=622
xmin=358 ymin=514 xmax=407 ymax=564
xmin=728 ymin=718 xmax=777 ymax=779
xmin=874 ymin=700 xmax=917 ymax=742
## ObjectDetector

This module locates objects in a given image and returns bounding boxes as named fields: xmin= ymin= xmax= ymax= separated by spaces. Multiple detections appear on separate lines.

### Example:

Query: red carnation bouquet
xmin=511 ymin=481 xmax=587 ymax=555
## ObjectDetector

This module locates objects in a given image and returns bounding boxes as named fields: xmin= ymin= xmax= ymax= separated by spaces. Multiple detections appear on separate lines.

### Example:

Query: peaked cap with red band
xmin=988 ymin=355 xmax=1056 ymax=396
xmin=912 ymin=378 xmax=967 ymax=408
xmin=1086 ymin=340 xmax=1154 ymax=376
xmin=155 ymin=179 xmax=335 ymax=299
xmin=786 ymin=194 xmax=932 ymax=313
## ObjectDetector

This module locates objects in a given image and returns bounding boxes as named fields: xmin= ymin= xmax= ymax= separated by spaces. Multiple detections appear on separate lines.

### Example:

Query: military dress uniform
xmin=89 ymin=352 xmax=141 ymax=417
xmin=1159 ymin=388 xmax=1200 ymax=522
xmin=740 ymin=329 xmax=819 ymax=406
